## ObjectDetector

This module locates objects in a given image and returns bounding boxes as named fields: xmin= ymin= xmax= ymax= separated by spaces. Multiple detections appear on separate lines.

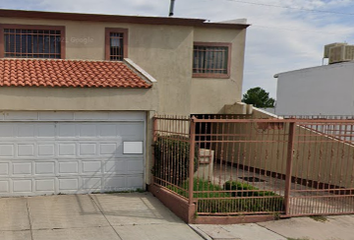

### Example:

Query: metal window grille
xmin=4 ymin=28 xmax=62 ymax=59
xmin=110 ymin=32 xmax=124 ymax=61
xmin=193 ymin=45 xmax=229 ymax=74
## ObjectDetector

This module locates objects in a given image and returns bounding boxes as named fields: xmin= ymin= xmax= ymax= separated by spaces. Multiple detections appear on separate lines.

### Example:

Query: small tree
xmin=242 ymin=87 xmax=275 ymax=108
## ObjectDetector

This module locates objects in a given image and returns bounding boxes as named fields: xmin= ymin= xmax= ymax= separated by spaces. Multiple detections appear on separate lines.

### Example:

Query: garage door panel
xmin=18 ymin=144 xmax=35 ymax=157
xmin=103 ymin=158 xmax=143 ymax=174
xmin=58 ymin=143 xmax=77 ymax=156
xmin=13 ymin=162 xmax=32 ymax=175
xmin=35 ymin=179 xmax=55 ymax=192
xmin=83 ymin=177 xmax=102 ymax=190
xmin=126 ymin=159 xmax=144 ymax=173
xmin=126 ymin=175 xmax=144 ymax=189
xmin=0 ymin=180 xmax=9 ymax=192
xmin=58 ymin=124 xmax=77 ymax=138
xmin=13 ymin=179 xmax=32 ymax=193
xmin=59 ymin=178 xmax=79 ymax=191
xmin=99 ymin=142 xmax=118 ymax=155
xmin=59 ymin=162 xmax=79 ymax=174
xmin=79 ymin=124 xmax=97 ymax=137
xmin=104 ymin=160 xmax=125 ymax=173
xmin=0 ymin=112 xmax=145 ymax=196
xmin=99 ymin=124 xmax=118 ymax=138
xmin=107 ymin=112 xmax=145 ymax=121
xmin=0 ymin=144 xmax=14 ymax=157
xmin=79 ymin=143 xmax=97 ymax=156
xmin=103 ymin=176 xmax=126 ymax=191
xmin=0 ymin=124 xmax=14 ymax=138
xmin=38 ymin=112 xmax=74 ymax=120
xmin=82 ymin=161 xmax=102 ymax=173
xmin=37 ymin=124 xmax=56 ymax=138
xmin=18 ymin=125 xmax=35 ymax=138
xmin=5 ymin=112 xmax=38 ymax=120
xmin=75 ymin=112 xmax=110 ymax=120
xmin=120 ymin=123 xmax=144 ymax=137
xmin=0 ymin=163 xmax=9 ymax=175
xmin=38 ymin=144 xmax=55 ymax=157
xmin=35 ymin=162 xmax=55 ymax=175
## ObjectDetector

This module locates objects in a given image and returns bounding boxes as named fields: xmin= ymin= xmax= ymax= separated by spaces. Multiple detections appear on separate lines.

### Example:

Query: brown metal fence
xmin=152 ymin=115 xmax=354 ymax=220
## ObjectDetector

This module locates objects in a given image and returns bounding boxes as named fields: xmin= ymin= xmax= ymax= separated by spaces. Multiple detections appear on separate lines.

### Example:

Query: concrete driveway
xmin=0 ymin=192 xmax=202 ymax=240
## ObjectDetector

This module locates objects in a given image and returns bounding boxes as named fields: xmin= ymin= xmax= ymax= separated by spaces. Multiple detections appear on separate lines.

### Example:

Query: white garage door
xmin=0 ymin=111 xmax=145 ymax=196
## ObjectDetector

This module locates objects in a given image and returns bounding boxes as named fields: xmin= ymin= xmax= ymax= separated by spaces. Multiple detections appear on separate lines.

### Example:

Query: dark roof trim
xmin=0 ymin=9 xmax=250 ymax=29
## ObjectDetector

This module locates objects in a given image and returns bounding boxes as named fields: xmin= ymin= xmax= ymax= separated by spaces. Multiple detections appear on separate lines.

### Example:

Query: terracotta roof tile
xmin=0 ymin=59 xmax=152 ymax=88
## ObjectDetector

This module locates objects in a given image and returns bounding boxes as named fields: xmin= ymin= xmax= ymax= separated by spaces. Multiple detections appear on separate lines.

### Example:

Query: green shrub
xmin=197 ymin=197 xmax=284 ymax=213
xmin=224 ymin=180 xmax=277 ymax=197
xmin=168 ymin=178 xmax=229 ymax=198
xmin=167 ymin=178 xmax=285 ymax=213
xmin=152 ymin=136 xmax=199 ymax=184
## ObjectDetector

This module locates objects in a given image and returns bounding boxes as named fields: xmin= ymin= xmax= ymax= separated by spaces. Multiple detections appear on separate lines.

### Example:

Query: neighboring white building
xmin=274 ymin=61 xmax=354 ymax=116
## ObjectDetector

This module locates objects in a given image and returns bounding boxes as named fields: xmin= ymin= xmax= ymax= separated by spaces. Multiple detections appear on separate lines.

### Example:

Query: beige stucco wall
xmin=216 ymin=107 xmax=354 ymax=189
xmin=0 ymin=86 xmax=158 ymax=111
xmin=0 ymin=17 xmax=246 ymax=115
xmin=191 ymin=28 xmax=246 ymax=114
xmin=128 ymin=25 xmax=194 ymax=115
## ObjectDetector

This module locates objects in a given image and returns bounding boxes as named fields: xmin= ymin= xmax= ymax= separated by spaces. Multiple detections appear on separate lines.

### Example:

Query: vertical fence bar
xmin=189 ymin=117 xmax=196 ymax=205
xmin=152 ymin=116 xmax=158 ymax=185
xmin=153 ymin=116 xmax=158 ymax=142
xmin=284 ymin=121 xmax=296 ymax=216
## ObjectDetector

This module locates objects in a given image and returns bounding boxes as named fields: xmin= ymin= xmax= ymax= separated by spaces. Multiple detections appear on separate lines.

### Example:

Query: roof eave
xmin=0 ymin=9 xmax=249 ymax=29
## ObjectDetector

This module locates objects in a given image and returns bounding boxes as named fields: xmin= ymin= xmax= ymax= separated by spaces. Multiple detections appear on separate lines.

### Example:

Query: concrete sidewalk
xmin=3 ymin=192 xmax=354 ymax=240
xmin=0 ymin=192 xmax=202 ymax=240
xmin=190 ymin=215 xmax=354 ymax=240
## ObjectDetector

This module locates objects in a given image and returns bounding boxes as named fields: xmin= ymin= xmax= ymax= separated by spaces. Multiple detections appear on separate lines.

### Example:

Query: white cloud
xmin=2 ymin=0 xmax=354 ymax=98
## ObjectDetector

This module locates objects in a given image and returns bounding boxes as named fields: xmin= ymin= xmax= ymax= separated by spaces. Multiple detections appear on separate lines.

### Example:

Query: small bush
xmin=198 ymin=180 xmax=284 ymax=213
xmin=224 ymin=181 xmax=277 ymax=197
xmin=168 ymin=178 xmax=229 ymax=198
xmin=152 ymin=136 xmax=199 ymax=184
xmin=167 ymin=178 xmax=285 ymax=214
xmin=198 ymin=197 xmax=284 ymax=213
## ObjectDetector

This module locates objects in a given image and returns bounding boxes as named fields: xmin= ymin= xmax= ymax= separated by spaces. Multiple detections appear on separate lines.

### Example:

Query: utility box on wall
xmin=195 ymin=149 xmax=214 ymax=180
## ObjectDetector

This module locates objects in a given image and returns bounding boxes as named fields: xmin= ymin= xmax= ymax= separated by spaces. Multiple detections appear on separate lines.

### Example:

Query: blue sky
xmin=1 ymin=0 xmax=354 ymax=99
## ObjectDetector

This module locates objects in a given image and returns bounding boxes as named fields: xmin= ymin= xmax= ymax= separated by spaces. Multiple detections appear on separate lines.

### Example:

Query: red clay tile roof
xmin=0 ymin=59 xmax=152 ymax=88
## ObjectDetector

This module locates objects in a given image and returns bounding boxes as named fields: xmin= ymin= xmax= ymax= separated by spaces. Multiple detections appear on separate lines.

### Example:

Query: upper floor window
xmin=105 ymin=28 xmax=128 ymax=61
xmin=0 ymin=24 xmax=65 ymax=59
xmin=193 ymin=42 xmax=231 ymax=78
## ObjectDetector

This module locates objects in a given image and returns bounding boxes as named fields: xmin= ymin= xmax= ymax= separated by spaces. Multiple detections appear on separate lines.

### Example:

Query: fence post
xmin=284 ymin=121 xmax=296 ymax=216
xmin=151 ymin=116 xmax=158 ymax=185
xmin=153 ymin=116 xmax=158 ymax=142
xmin=188 ymin=117 xmax=196 ymax=205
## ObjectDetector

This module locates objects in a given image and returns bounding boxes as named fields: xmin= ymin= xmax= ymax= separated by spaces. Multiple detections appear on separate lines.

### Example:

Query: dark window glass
xmin=3 ymin=28 xmax=62 ymax=59
xmin=193 ymin=45 xmax=229 ymax=75
xmin=109 ymin=32 xmax=124 ymax=61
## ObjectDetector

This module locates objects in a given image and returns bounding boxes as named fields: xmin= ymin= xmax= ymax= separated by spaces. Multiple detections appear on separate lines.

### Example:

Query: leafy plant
xmin=224 ymin=181 xmax=278 ymax=197
xmin=167 ymin=178 xmax=284 ymax=214
xmin=167 ymin=178 xmax=229 ymax=198
xmin=152 ymin=136 xmax=199 ymax=184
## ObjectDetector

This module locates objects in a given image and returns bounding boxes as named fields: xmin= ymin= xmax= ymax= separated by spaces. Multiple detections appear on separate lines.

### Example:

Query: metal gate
xmin=287 ymin=120 xmax=354 ymax=217
xmin=151 ymin=115 xmax=354 ymax=221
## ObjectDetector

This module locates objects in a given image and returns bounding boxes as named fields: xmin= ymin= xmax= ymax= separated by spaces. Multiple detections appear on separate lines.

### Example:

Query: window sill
xmin=192 ymin=73 xmax=230 ymax=79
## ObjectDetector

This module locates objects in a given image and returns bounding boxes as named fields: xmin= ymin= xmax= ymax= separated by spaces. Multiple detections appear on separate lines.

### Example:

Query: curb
xmin=188 ymin=224 xmax=213 ymax=240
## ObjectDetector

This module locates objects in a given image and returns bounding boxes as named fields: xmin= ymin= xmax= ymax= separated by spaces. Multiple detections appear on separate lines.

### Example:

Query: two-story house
xmin=0 ymin=9 xmax=249 ymax=196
